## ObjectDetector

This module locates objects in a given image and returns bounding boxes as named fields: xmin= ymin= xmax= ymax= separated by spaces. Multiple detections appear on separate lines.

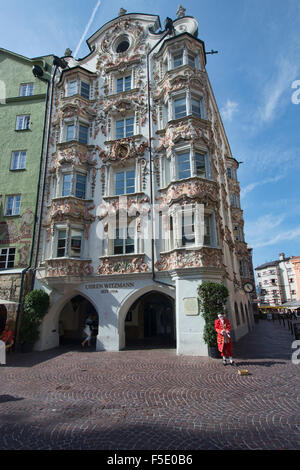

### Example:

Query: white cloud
xmin=258 ymin=55 xmax=300 ymax=123
xmin=220 ymin=99 xmax=239 ymax=121
xmin=240 ymin=174 xmax=284 ymax=198
xmin=74 ymin=0 xmax=102 ymax=58
xmin=245 ymin=212 xmax=300 ymax=249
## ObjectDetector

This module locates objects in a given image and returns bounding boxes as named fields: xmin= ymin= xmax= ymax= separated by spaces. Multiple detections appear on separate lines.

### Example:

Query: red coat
xmin=215 ymin=318 xmax=232 ymax=354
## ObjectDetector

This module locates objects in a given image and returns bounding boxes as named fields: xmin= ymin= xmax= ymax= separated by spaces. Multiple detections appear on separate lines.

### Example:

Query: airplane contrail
xmin=74 ymin=0 xmax=102 ymax=58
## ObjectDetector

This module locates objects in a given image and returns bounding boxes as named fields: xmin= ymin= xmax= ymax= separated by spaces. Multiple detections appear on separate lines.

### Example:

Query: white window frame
xmin=55 ymin=225 xmax=84 ymax=259
xmin=116 ymin=74 xmax=132 ymax=93
xmin=11 ymin=151 xmax=27 ymax=170
xmin=114 ymin=168 xmax=136 ymax=196
xmin=19 ymin=83 xmax=34 ymax=97
xmin=0 ymin=247 xmax=16 ymax=269
xmin=115 ymin=116 xmax=135 ymax=139
xmin=16 ymin=114 xmax=30 ymax=131
xmin=170 ymin=91 xmax=205 ymax=121
xmin=176 ymin=205 xmax=216 ymax=249
xmin=113 ymin=225 xmax=135 ymax=255
xmin=60 ymin=170 xmax=88 ymax=199
xmin=5 ymin=195 xmax=21 ymax=216
xmin=78 ymin=123 xmax=89 ymax=145
xmin=174 ymin=146 xmax=211 ymax=181
xmin=67 ymin=79 xmax=90 ymax=99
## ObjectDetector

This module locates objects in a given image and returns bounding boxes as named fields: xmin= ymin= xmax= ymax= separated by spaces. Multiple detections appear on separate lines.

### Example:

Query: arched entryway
xmin=124 ymin=291 xmax=176 ymax=349
xmin=0 ymin=304 xmax=7 ymax=334
xmin=58 ymin=295 xmax=98 ymax=348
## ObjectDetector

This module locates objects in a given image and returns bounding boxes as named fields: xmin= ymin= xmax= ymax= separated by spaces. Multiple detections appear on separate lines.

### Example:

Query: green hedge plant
xmin=198 ymin=281 xmax=229 ymax=347
xmin=19 ymin=289 xmax=50 ymax=346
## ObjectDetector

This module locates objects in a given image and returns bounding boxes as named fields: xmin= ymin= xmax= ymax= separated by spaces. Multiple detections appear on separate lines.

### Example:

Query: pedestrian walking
xmin=215 ymin=312 xmax=234 ymax=366
xmin=81 ymin=315 xmax=93 ymax=348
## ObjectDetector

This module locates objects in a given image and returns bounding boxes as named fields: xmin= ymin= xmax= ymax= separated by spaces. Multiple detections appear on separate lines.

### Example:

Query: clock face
xmin=243 ymin=282 xmax=254 ymax=293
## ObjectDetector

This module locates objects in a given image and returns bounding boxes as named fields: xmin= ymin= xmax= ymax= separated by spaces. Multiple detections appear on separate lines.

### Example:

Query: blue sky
xmin=1 ymin=0 xmax=300 ymax=271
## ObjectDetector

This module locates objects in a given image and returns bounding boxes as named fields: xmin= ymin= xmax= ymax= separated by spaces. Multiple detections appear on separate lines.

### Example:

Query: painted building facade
xmin=256 ymin=252 xmax=299 ymax=306
xmin=35 ymin=8 xmax=255 ymax=355
xmin=0 ymin=48 xmax=52 ymax=329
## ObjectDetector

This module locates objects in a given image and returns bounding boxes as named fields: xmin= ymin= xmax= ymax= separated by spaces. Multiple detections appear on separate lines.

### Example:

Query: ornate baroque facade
xmin=35 ymin=8 xmax=255 ymax=354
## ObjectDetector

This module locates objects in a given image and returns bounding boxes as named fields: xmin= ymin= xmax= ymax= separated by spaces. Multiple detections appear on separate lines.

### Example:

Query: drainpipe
xmin=147 ymin=22 xmax=175 ymax=290
xmin=32 ymin=59 xmax=65 ymax=284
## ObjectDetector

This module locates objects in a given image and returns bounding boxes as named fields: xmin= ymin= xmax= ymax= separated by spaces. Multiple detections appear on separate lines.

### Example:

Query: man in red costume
xmin=215 ymin=312 xmax=234 ymax=366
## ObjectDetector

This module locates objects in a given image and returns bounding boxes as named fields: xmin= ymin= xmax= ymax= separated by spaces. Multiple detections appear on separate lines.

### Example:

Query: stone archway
xmin=0 ymin=304 xmax=7 ymax=334
xmin=122 ymin=290 xmax=176 ymax=349
xmin=58 ymin=295 xmax=98 ymax=348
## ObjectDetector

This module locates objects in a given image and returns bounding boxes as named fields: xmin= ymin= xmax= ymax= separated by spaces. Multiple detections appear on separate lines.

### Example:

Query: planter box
xmin=208 ymin=346 xmax=221 ymax=358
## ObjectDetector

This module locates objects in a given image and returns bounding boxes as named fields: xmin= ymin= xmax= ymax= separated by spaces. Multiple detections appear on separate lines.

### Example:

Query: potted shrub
xmin=198 ymin=281 xmax=229 ymax=358
xmin=19 ymin=289 xmax=50 ymax=352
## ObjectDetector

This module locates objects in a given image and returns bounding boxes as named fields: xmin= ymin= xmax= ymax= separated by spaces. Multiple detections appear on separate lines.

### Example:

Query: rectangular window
xmin=113 ymin=228 xmax=135 ymax=255
xmin=188 ymin=55 xmax=195 ymax=67
xmin=174 ymin=97 xmax=186 ymax=119
xmin=182 ymin=212 xmax=195 ymax=246
xmin=173 ymin=53 xmax=183 ymax=68
xmin=78 ymin=124 xmax=88 ymax=145
xmin=62 ymin=173 xmax=72 ymax=197
xmin=117 ymin=75 xmax=131 ymax=93
xmin=226 ymin=167 xmax=233 ymax=179
xmin=5 ymin=195 xmax=21 ymax=216
xmin=19 ymin=83 xmax=34 ymax=97
xmin=75 ymin=173 xmax=87 ymax=199
xmin=115 ymin=117 xmax=134 ymax=139
xmin=195 ymin=153 xmax=206 ymax=178
xmin=204 ymin=215 xmax=211 ymax=246
xmin=66 ymin=124 xmax=75 ymax=141
xmin=67 ymin=80 xmax=77 ymax=96
xmin=191 ymin=97 xmax=202 ymax=118
xmin=11 ymin=151 xmax=26 ymax=170
xmin=0 ymin=248 xmax=15 ymax=269
xmin=178 ymin=152 xmax=191 ymax=180
xmin=230 ymin=194 xmax=240 ymax=208
xmin=57 ymin=230 xmax=67 ymax=257
xmin=70 ymin=229 xmax=82 ymax=257
xmin=16 ymin=115 xmax=30 ymax=131
xmin=80 ymin=81 xmax=90 ymax=99
xmin=115 ymin=170 xmax=135 ymax=195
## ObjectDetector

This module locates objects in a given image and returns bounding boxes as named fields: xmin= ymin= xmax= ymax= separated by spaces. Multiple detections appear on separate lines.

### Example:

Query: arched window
xmin=240 ymin=303 xmax=245 ymax=323
xmin=234 ymin=302 xmax=240 ymax=326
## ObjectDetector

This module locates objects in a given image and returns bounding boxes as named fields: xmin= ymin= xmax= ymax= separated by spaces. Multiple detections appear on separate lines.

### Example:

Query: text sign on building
xmin=183 ymin=297 xmax=199 ymax=316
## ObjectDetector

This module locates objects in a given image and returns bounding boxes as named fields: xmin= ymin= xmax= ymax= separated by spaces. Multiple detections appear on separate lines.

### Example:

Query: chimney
xmin=279 ymin=253 xmax=285 ymax=261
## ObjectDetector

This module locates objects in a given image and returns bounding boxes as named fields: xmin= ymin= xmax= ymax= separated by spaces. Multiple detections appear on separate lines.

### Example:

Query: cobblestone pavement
xmin=0 ymin=319 xmax=299 ymax=450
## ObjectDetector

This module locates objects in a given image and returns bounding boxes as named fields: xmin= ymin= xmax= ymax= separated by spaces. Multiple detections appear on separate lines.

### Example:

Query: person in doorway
xmin=81 ymin=315 xmax=93 ymax=348
xmin=0 ymin=324 xmax=14 ymax=350
xmin=215 ymin=312 xmax=234 ymax=366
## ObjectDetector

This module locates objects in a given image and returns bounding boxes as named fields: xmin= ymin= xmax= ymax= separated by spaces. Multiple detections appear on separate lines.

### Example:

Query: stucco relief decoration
xmin=96 ymin=20 xmax=147 ymax=72
xmin=96 ymin=139 xmax=148 ymax=165
xmin=46 ymin=259 xmax=94 ymax=277
xmin=155 ymin=119 xmax=209 ymax=153
xmin=235 ymin=240 xmax=249 ymax=258
xmin=98 ymin=254 xmax=149 ymax=275
xmin=155 ymin=69 xmax=208 ymax=100
xmin=0 ymin=208 xmax=34 ymax=245
xmin=48 ymin=198 xmax=95 ymax=223
xmin=157 ymin=179 xmax=219 ymax=207
xmin=97 ymin=195 xmax=150 ymax=222
xmin=155 ymin=247 xmax=223 ymax=271
xmin=52 ymin=145 xmax=97 ymax=170
xmin=224 ymin=226 xmax=235 ymax=250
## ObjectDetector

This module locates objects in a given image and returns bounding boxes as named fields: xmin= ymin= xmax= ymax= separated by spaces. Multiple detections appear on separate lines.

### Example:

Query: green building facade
xmin=0 ymin=48 xmax=52 ymax=328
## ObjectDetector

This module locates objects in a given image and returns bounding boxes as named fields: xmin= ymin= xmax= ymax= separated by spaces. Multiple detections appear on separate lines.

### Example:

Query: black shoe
xmin=222 ymin=360 xmax=227 ymax=366
xmin=230 ymin=361 xmax=235 ymax=366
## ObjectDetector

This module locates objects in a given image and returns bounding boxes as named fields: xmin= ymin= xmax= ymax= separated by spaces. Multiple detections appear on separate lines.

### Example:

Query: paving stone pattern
xmin=0 ymin=320 xmax=299 ymax=450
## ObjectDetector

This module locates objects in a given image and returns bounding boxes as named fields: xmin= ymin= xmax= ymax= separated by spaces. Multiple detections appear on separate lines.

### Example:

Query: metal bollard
xmin=0 ymin=340 xmax=6 ymax=365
